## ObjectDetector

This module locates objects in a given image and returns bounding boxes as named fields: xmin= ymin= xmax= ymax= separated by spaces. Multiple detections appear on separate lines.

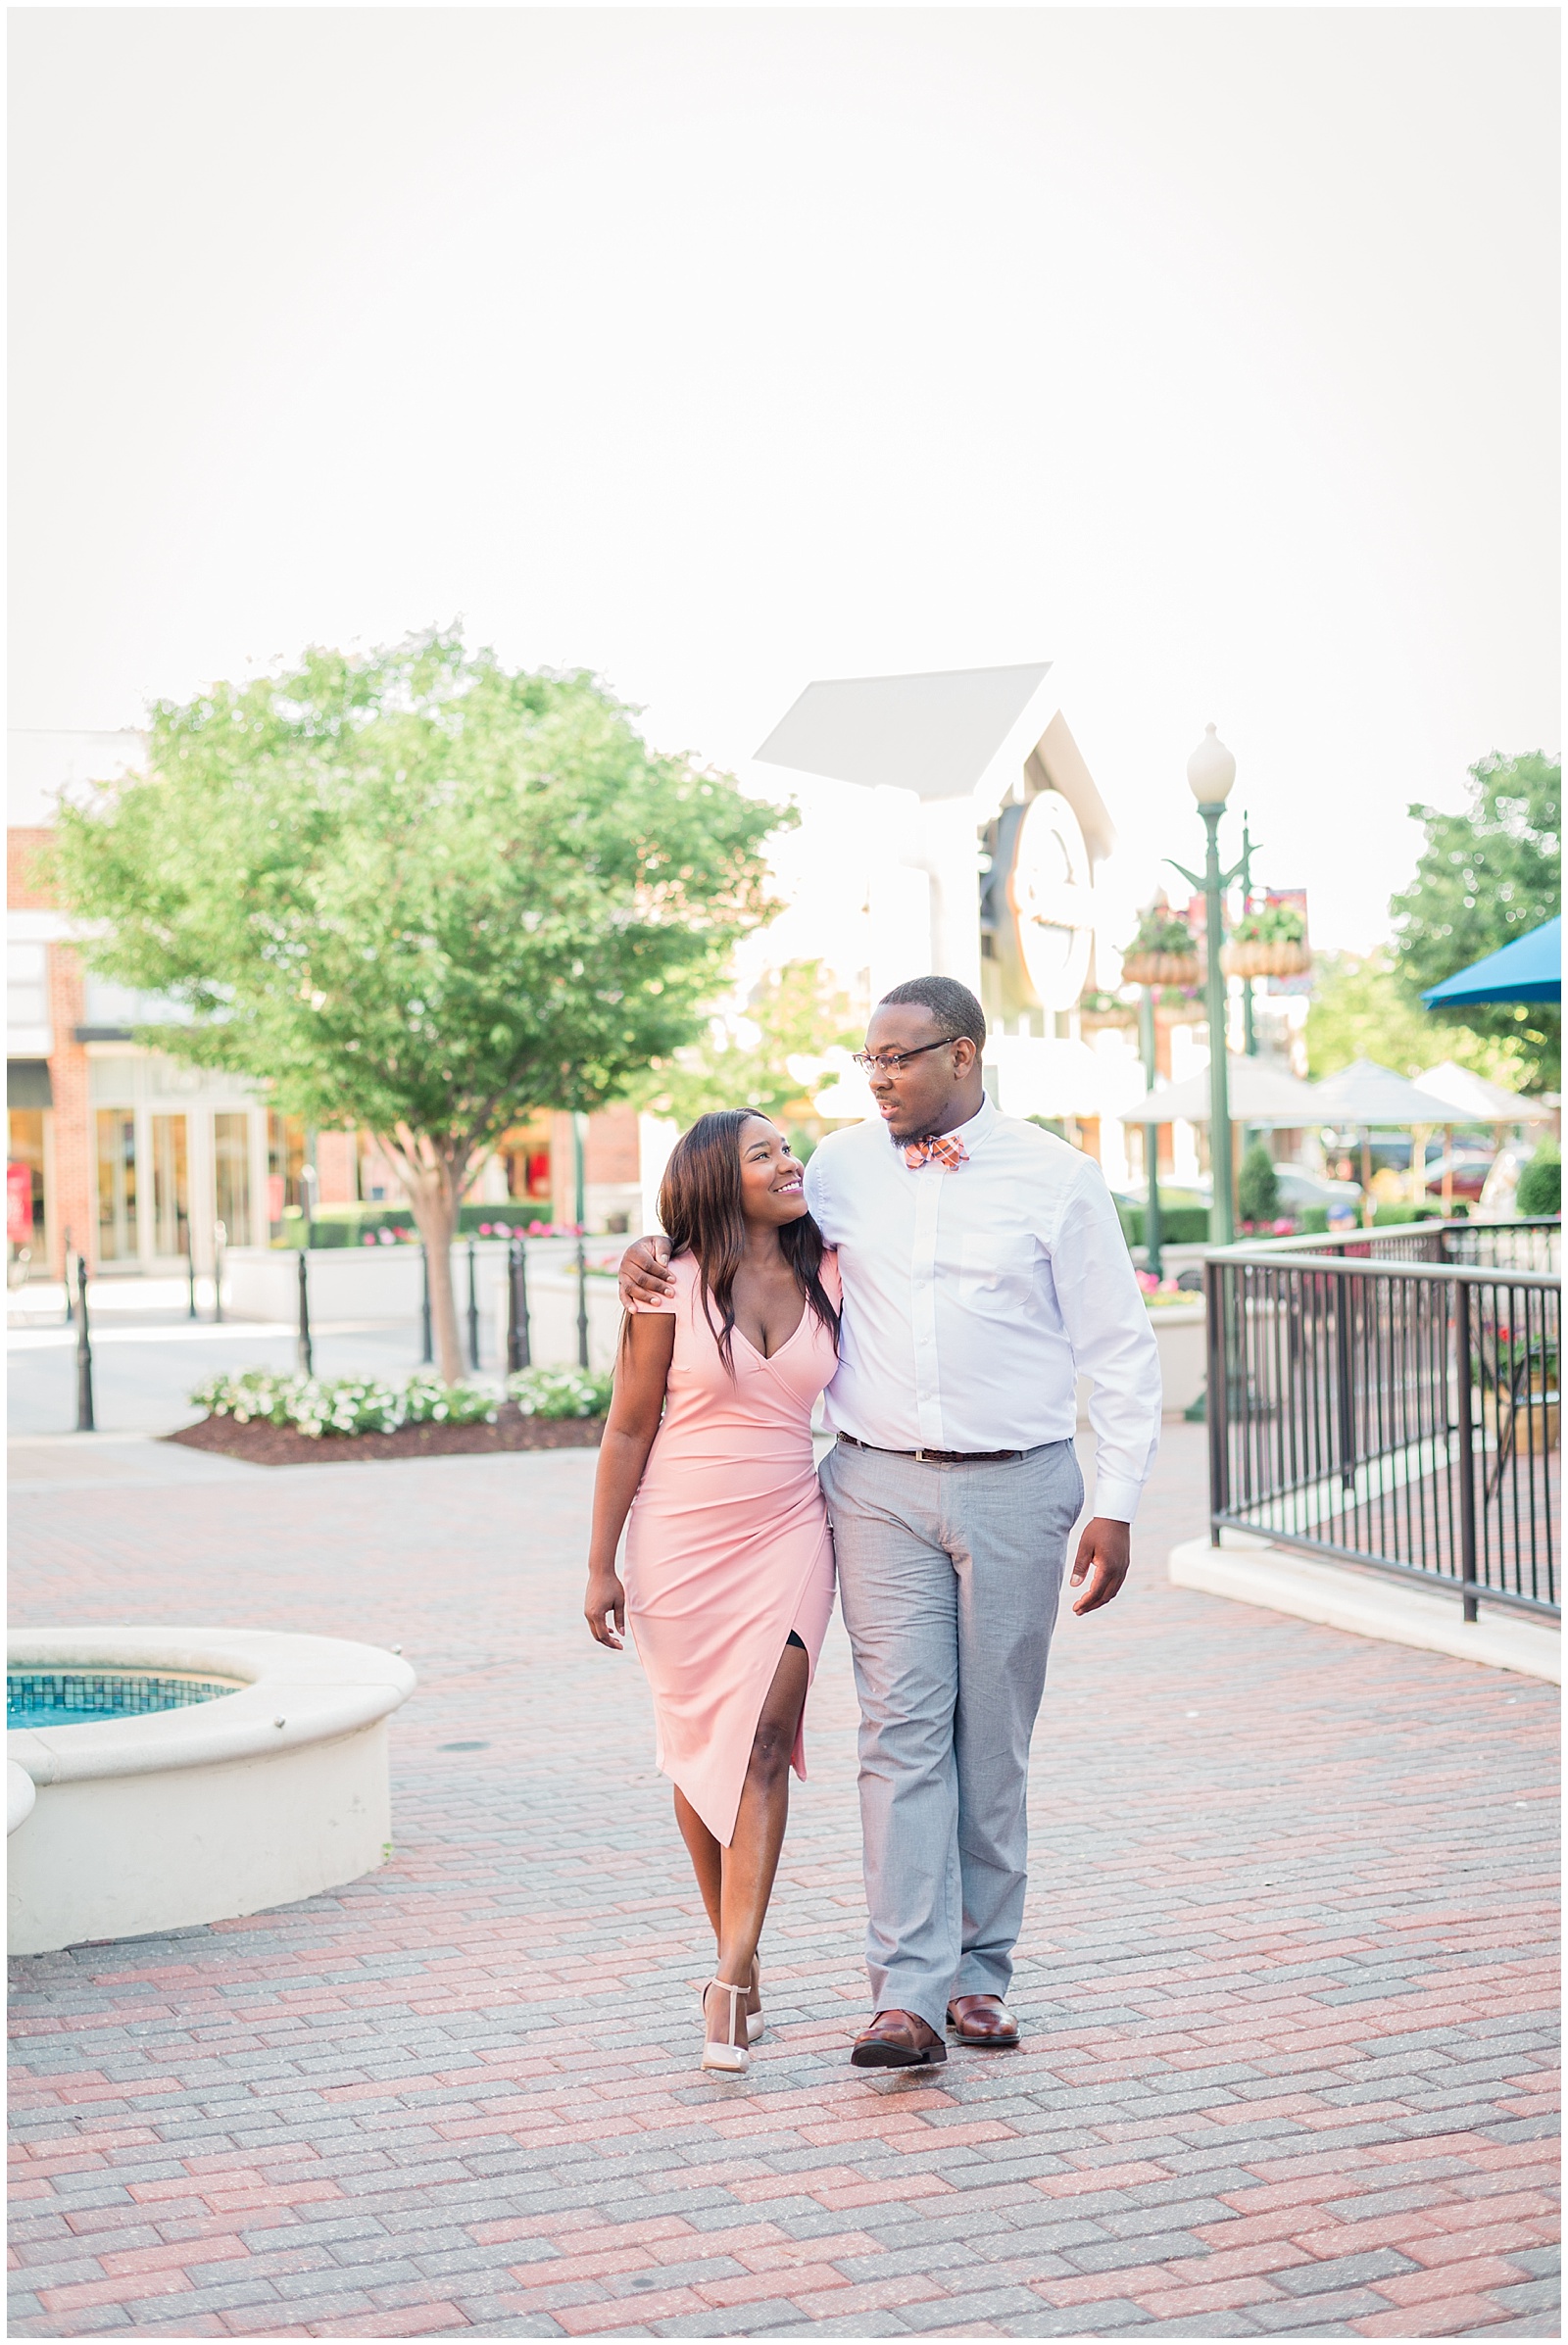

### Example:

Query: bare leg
xmin=674 ymin=1788 xmax=722 ymax=1936
xmin=706 ymin=1642 xmax=809 ymax=2044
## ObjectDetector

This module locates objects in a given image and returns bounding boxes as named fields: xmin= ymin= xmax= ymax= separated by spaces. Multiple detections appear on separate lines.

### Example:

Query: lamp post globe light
xmin=1170 ymin=723 xmax=1243 ymax=1246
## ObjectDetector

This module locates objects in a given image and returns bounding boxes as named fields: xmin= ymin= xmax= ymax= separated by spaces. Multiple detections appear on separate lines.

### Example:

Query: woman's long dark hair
xmin=659 ymin=1110 xmax=839 ymax=1374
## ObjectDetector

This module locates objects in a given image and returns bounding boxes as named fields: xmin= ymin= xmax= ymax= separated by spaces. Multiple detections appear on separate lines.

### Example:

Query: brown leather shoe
xmin=850 ymin=2009 xmax=948 ymax=2068
xmin=946 ymin=1993 xmax=1019 ymax=2047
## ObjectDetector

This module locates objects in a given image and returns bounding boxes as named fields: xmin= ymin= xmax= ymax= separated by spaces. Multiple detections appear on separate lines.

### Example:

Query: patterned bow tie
xmin=903 ymin=1133 xmax=969 ymax=1171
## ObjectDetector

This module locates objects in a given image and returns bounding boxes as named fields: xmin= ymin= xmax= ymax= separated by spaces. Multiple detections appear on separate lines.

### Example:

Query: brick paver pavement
xmin=8 ymin=1424 xmax=1559 ymax=2339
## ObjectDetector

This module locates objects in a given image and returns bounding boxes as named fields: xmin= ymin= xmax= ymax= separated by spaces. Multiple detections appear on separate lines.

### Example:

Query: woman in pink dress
xmin=584 ymin=1110 xmax=840 ymax=2076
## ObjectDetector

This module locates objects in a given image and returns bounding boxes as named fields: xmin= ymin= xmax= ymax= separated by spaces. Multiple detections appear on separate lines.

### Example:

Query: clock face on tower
xmin=1005 ymin=789 xmax=1095 ymax=1011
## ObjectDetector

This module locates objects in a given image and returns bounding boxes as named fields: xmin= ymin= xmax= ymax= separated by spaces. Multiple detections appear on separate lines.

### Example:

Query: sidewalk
xmin=8 ymin=1423 xmax=1559 ymax=2339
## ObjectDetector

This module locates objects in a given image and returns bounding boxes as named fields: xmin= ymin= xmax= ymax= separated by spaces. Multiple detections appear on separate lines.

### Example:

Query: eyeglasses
xmin=852 ymin=1037 xmax=963 ymax=1075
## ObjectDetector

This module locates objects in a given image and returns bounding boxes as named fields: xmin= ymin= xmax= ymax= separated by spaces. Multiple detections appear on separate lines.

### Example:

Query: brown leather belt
xmin=836 ymin=1432 xmax=1023 ymax=1464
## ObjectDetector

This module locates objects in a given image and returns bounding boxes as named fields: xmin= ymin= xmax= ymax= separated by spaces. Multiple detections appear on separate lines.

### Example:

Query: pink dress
xmin=621 ymin=1249 xmax=840 ymax=1846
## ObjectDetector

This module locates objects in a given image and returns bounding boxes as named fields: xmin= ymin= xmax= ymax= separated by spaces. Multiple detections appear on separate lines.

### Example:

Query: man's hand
xmin=618 ymin=1234 xmax=674 ymax=1310
xmin=1069 ymin=1517 xmax=1131 ymax=1615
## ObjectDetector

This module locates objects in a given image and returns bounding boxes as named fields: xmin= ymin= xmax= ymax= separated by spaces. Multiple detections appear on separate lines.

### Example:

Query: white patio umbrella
xmin=1409 ymin=1061 xmax=1552 ymax=1209
xmin=1411 ymin=1060 xmax=1553 ymax=1123
xmin=1310 ymin=1057 xmax=1448 ymax=1210
xmin=1116 ymin=1053 xmax=1322 ymax=1128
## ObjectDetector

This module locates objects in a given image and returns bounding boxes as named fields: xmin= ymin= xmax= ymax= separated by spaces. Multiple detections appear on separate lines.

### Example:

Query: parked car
xmin=1270 ymin=1163 xmax=1363 ymax=1215
xmin=1419 ymin=1148 xmax=1494 ymax=1202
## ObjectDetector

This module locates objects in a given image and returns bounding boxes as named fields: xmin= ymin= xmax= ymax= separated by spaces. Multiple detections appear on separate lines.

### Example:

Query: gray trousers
xmin=818 ymin=1437 xmax=1084 ymax=2036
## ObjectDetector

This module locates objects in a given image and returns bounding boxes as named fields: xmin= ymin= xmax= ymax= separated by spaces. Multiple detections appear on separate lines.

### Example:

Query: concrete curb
xmin=1169 ymin=1534 xmax=1561 ymax=1683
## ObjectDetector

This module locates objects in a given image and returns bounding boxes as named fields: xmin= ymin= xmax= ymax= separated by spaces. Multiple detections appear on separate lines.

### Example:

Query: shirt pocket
xmin=956 ymin=1230 xmax=1036 ymax=1306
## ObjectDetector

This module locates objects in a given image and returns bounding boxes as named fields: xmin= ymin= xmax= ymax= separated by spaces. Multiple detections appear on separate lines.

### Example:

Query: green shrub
xmin=1113 ymin=1200 xmax=1213 ymax=1248
xmin=1237 ymin=1143 xmax=1280 ymax=1225
xmin=1517 ymin=1144 xmax=1561 ymax=1217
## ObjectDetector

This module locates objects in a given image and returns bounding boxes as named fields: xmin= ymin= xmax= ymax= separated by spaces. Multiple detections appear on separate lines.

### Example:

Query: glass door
xmin=96 ymin=1110 xmax=138 ymax=1261
xmin=150 ymin=1114 xmax=189 ymax=1257
xmin=7 ymin=1107 xmax=47 ymax=1278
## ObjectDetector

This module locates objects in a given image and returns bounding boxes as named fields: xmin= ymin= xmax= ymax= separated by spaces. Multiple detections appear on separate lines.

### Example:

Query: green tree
xmin=1237 ymin=1141 xmax=1280 ymax=1226
xmin=1305 ymin=950 xmax=1530 ymax=1089
xmin=1390 ymin=752 xmax=1560 ymax=1090
xmin=1516 ymin=1144 xmax=1560 ymax=1218
xmin=633 ymin=959 xmax=860 ymax=1141
xmin=51 ymin=630 xmax=785 ymax=1380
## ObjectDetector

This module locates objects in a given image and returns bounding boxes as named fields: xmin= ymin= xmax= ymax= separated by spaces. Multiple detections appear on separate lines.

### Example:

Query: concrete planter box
xmin=8 ymin=1628 xmax=416 ymax=1955
xmin=1149 ymin=1299 xmax=1206 ymax=1415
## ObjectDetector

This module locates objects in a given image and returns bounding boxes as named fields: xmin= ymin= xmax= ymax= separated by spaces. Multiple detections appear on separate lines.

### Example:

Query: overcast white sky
xmin=10 ymin=6 xmax=1560 ymax=951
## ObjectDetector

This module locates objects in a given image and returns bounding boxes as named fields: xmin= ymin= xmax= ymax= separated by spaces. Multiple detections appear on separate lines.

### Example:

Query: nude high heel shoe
xmin=698 ymin=1957 xmax=763 ymax=2046
xmin=701 ymin=1979 xmax=752 ymax=2075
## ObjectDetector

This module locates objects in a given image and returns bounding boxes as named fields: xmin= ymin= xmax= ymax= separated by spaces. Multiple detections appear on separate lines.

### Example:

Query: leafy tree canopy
xmin=50 ymin=629 xmax=787 ymax=1375
xmin=632 ymin=959 xmax=860 ymax=1138
xmin=1390 ymin=751 xmax=1560 ymax=1090
xmin=1304 ymin=950 xmax=1532 ymax=1091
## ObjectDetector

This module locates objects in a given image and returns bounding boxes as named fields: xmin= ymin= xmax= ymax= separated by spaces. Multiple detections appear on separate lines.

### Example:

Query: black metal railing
xmin=1205 ymin=1219 xmax=1560 ymax=1621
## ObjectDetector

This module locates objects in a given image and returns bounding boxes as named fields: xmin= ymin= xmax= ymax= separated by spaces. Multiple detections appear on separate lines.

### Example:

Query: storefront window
xmin=267 ymin=1111 xmax=306 ymax=1238
xmin=498 ymin=1120 xmax=553 ymax=1204
xmin=215 ymin=1112 xmax=252 ymax=1248
xmin=7 ymin=1107 xmax=47 ymax=1274
xmin=151 ymin=1113 xmax=189 ymax=1257
xmin=96 ymin=1109 xmax=138 ymax=1261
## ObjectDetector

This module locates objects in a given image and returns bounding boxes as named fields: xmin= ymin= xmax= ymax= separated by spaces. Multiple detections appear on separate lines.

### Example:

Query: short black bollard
xmin=63 ymin=1225 xmax=74 ymax=1326
xmin=466 ymin=1238 xmax=481 ymax=1372
xmin=575 ymin=1231 xmax=590 ymax=1371
xmin=186 ymin=1232 xmax=198 ymax=1321
xmin=419 ymin=1244 xmax=433 ymax=1365
xmin=296 ymin=1247 xmax=314 ymax=1377
xmin=213 ymin=1221 xmax=226 ymax=1325
xmin=507 ymin=1239 xmax=532 ymax=1373
xmin=75 ymin=1253 xmax=95 ymax=1432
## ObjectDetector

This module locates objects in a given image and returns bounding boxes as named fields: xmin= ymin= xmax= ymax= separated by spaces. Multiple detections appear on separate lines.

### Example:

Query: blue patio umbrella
xmin=1421 ymin=915 xmax=1561 ymax=1006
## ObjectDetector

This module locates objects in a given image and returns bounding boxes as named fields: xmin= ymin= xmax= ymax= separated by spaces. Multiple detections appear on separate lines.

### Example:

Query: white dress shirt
xmin=803 ymin=1096 xmax=1162 ymax=1523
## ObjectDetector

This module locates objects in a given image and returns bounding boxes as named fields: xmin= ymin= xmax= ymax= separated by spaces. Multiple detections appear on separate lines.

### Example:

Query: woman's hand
xmin=619 ymin=1235 xmax=674 ymax=1310
xmin=585 ymin=1569 xmax=626 ymax=1649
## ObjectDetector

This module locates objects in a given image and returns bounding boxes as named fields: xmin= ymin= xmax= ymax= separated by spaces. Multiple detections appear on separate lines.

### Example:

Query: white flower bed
xmin=507 ymin=1366 xmax=612 ymax=1419
xmin=189 ymin=1369 xmax=499 ymax=1440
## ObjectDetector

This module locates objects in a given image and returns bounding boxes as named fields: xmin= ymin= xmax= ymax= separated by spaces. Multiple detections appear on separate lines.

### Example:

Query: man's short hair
xmin=877 ymin=975 xmax=987 ymax=1050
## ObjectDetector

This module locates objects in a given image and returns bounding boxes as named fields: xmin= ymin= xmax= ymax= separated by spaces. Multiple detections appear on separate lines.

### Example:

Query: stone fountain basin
xmin=7 ymin=1627 xmax=416 ymax=1956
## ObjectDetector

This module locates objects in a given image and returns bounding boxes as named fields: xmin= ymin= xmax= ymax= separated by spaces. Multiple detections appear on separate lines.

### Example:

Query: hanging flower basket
xmin=1122 ymin=950 xmax=1201 ymax=988
xmin=1220 ymin=938 xmax=1313 ymax=979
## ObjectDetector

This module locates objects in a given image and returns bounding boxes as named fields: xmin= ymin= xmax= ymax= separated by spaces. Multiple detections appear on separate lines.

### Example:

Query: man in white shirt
xmin=623 ymin=976 xmax=1161 ymax=2069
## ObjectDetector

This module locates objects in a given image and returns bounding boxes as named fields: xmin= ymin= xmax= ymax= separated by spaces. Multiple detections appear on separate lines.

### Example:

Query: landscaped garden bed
xmin=168 ymin=1367 xmax=611 ymax=1467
